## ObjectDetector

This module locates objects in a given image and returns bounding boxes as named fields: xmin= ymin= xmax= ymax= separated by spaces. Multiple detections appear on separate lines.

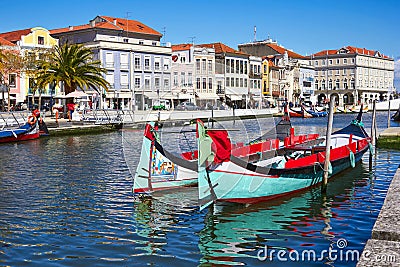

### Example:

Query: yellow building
xmin=0 ymin=27 xmax=58 ymax=104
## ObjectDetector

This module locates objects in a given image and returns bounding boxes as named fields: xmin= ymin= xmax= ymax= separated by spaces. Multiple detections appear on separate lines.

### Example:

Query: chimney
xmin=69 ymin=26 xmax=73 ymax=31
xmin=113 ymin=19 xmax=117 ymax=25
xmin=90 ymin=20 xmax=95 ymax=27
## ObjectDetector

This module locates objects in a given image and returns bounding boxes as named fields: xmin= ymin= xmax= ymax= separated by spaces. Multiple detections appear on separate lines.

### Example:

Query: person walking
xmin=67 ymin=102 xmax=75 ymax=122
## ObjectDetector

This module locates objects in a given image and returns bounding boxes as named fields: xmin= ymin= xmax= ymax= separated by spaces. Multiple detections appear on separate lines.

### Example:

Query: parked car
xmin=176 ymin=102 xmax=199 ymax=111
xmin=152 ymin=99 xmax=171 ymax=110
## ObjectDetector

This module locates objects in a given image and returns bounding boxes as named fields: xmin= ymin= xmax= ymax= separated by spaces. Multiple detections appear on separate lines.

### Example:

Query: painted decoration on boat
xmin=150 ymin=145 xmax=177 ymax=179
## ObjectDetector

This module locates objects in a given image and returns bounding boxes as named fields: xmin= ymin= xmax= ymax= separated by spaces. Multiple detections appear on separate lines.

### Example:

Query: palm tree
xmin=35 ymin=43 xmax=109 ymax=98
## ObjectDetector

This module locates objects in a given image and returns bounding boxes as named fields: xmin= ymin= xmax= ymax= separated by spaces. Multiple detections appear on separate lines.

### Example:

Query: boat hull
xmin=207 ymin=148 xmax=365 ymax=204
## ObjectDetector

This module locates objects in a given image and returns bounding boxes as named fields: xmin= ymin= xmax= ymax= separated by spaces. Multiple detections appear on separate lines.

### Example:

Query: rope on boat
xmin=351 ymin=119 xmax=364 ymax=128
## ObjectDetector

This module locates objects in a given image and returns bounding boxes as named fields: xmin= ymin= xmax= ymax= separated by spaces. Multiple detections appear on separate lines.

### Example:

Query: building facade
xmin=51 ymin=15 xmax=172 ymax=110
xmin=249 ymin=56 xmax=262 ymax=108
xmin=200 ymin=43 xmax=249 ymax=108
xmin=239 ymin=39 xmax=308 ymax=104
xmin=0 ymin=27 xmax=58 ymax=105
xmin=311 ymin=46 xmax=395 ymax=106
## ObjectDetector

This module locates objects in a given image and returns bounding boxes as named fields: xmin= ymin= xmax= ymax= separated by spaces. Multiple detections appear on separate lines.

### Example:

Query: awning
xmin=225 ymin=87 xmax=248 ymax=95
xmin=227 ymin=94 xmax=242 ymax=101
xmin=159 ymin=93 xmax=177 ymax=99
xmin=195 ymin=92 xmax=220 ymax=100
xmin=143 ymin=91 xmax=159 ymax=99
xmin=178 ymin=93 xmax=194 ymax=99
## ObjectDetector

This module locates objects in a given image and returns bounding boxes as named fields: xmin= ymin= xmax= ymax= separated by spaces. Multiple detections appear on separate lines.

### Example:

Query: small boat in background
xmin=0 ymin=115 xmax=40 ymax=143
xmin=391 ymin=105 xmax=400 ymax=121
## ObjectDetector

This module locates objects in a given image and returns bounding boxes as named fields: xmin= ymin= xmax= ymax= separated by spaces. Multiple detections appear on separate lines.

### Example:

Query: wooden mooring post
xmin=387 ymin=100 xmax=391 ymax=128
xmin=370 ymin=100 xmax=376 ymax=171
xmin=322 ymin=95 xmax=336 ymax=192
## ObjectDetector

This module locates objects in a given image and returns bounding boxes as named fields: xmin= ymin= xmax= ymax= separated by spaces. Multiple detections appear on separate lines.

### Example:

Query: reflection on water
xmin=0 ymin=112 xmax=398 ymax=266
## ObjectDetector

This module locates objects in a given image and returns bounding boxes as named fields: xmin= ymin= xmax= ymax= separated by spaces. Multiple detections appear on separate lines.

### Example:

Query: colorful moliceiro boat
xmin=133 ymin=122 xmax=198 ymax=193
xmin=0 ymin=115 xmax=40 ymax=143
xmin=197 ymin=108 xmax=371 ymax=209
xmin=133 ymin=114 xmax=317 ymax=194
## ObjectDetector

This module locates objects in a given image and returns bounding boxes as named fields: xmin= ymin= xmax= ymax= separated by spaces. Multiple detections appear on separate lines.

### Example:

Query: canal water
xmin=0 ymin=112 xmax=399 ymax=266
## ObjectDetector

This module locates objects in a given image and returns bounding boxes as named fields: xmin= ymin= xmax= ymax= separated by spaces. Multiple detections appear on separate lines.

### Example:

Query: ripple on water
xmin=0 ymin=115 xmax=399 ymax=266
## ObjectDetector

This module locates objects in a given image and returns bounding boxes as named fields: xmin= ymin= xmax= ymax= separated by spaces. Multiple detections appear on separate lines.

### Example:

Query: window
xmin=120 ymin=53 xmax=128 ymax=69
xmin=315 ymin=60 xmax=318 ymax=66
xmin=188 ymin=72 xmax=192 ymax=86
xmin=336 ymin=59 xmax=340 ymax=64
xmin=335 ymin=79 xmax=340 ymax=89
xmin=315 ymin=80 xmax=319 ymax=89
xmin=208 ymin=60 xmax=213 ymax=74
xmin=155 ymin=77 xmax=160 ymax=88
xmin=202 ymin=78 xmax=207 ymax=90
xmin=163 ymin=58 xmax=170 ymax=70
xmin=134 ymin=57 xmax=141 ymax=69
xmin=322 ymin=80 xmax=326 ymax=89
xmin=120 ymin=73 xmax=129 ymax=89
xmin=139 ymin=40 xmax=144 ymax=45
xmin=180 ymin=56 xmax=186 ymax=63
xmin=196 ymin=59 xmax=201 ymax=73
xmin=202 ymin=59 xmax=206 ymax=73
xmin=344 ymin=78 xmax=348 ymax=89
xmin=154 ymin=57 xmax=161 ymax=70
xmin=236 ymin=60 xmax=240 ymax=73
xmin=152 ymin=41 xmax=157 ymax=46
xmin=236 ymin=78 xmax=239 ymax=87
xmin=244 ymin=78 xmax=247 ymax=87
xmin=217 ymin=81 xmax=223 ymax=94
xmin=329 ymin=59 xmax=333 ymax=65
xmin=38 ymin=36 xmax=44 ymax=45
xmin=123 ymin=38 xmax=129 ymax=43
xmin=231 ymin=77 xmax=234 ymax=87
xmin=351 ymin=78 xmax=355 ymax=89
xmin=106 ymin=72 xmax=115 ymax=88
xmin=164 ymin=79 xmax=169 ymax=89
xmin=134 ymin=77 xmax=141 ymax=88
xmin=144 ymin=58 xmax=150 ymax=70
xmin=173 ymin=72 xmax=178 ymax=86
xmin=231 ymin=60 xmax=234 ymax=74
xmin=181 ymin=72 xmax=185 ymax=86
xmin=343 ymin=59 xmax=347 ymax=64
xmin=240 ymin=78 xmax=243 ymax=87
xmin=208 ymin=78 xmax=213 ymax=90
xmin=196 ymin=78 xmax=201 ymax=89
xmin=329 ymin=79 xmax=332 ymax=89
xmin=144 ymin=78 xmax=150 ymax=89
xmin=106 ymin=52 xmax=114 ymax=68
xmin=226 ymin=77 xmax=229 ymax=87
xmin=8 ymin=74 xmax=16 ymax=87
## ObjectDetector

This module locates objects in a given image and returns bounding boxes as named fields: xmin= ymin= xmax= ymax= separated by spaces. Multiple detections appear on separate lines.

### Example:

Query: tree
xmin=35 ymin=43 xmax=109 ymax=101
xmin=0 ymin=49 xmax=25 ymax=111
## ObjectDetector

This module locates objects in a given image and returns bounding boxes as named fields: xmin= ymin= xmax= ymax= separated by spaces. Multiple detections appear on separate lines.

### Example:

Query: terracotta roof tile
xmin=0 ymin=28 xmax=31 ymax=43
xmin=312 ymin=46 xmax=390 ymax=59
xmin=198 ymin=42 xmax=248 ymax=56
xmin=0 ymin=37 xmax=16 ymax=46
xmin=267 ymin=43 xmax=305 ymax=59
xmin=171 ymin=43 xmax=193 ymax=51
xmin=50 ymin=16 xmax=162 ymax=37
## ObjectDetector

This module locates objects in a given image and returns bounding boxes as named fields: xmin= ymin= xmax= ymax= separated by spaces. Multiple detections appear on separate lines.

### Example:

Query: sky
xmin=0 ymin=0 xmax=398 ymax=56
xmin=1 ymin=0 xmax=399 ymax=87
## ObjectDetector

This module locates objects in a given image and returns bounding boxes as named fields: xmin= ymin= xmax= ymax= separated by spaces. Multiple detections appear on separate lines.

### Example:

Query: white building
xmin=311 ymin=46 xmax=395 ymax=106
xmin=51 ymin=15 xmax=172 ymax=110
